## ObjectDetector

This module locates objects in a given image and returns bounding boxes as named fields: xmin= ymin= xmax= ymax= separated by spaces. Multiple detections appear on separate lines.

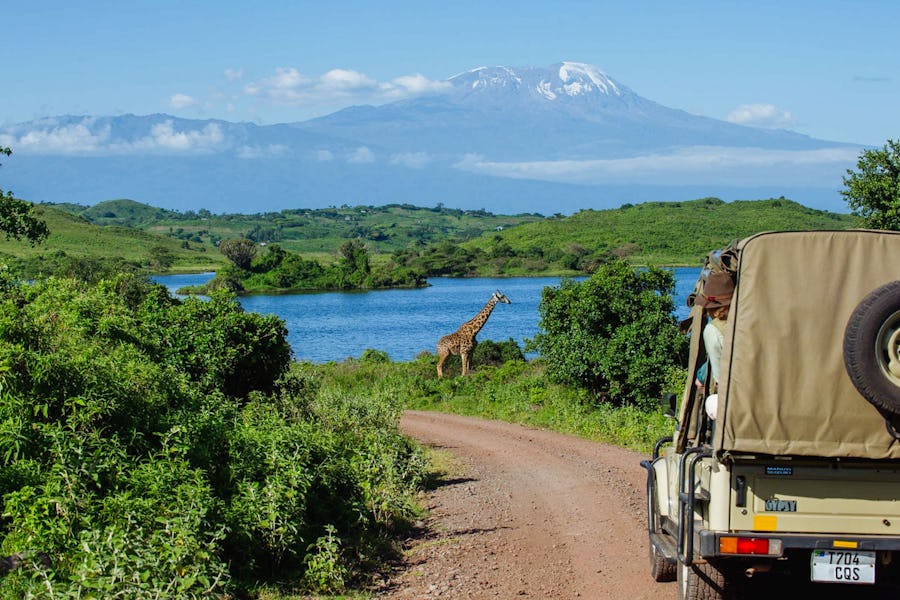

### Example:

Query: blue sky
xmin=3 ymin=0 xmax=898 ymax=146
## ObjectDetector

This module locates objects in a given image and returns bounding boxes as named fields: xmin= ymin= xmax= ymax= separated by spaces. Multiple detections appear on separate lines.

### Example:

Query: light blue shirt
xmin=703 ymin=319 xmax=726 ymax=384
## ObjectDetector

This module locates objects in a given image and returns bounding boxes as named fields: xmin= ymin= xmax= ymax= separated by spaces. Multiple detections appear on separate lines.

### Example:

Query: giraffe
xmin=436 ymin=290 xmax=511 ymax=378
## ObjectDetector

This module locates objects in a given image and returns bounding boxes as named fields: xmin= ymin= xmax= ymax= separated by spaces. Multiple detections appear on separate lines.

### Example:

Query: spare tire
xmin=843 ymin=280 xmax=900 ymax=416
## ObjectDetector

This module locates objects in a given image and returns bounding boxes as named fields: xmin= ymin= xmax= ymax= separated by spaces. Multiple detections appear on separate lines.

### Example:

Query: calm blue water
xmin=153 ymin=269 xmax=701 ymax=363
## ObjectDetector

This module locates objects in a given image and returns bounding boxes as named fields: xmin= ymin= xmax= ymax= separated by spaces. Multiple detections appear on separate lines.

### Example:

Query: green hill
xmin=38 ymin=197 xmax=860 ymax=278
xmin=460 ymin=197 xmax=859 ymax=267
xmin=0 ymin=205 xmax=224 ymax=275
xmin=79 ymin=198 xmax=181 ymax=226
xmin=50 ymin=200 xmax=545 ymax=257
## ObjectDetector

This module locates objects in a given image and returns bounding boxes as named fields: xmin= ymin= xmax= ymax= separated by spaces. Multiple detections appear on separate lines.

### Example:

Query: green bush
xmin=527 ymin=259 xmax=687 ymax=406
xmin=202 ymin=240 xmax=426 ymax=293
xmin=0 ymin=274 xmax=426 ymax=597
xmin=473 ymin=338 xmax=525 ymax=367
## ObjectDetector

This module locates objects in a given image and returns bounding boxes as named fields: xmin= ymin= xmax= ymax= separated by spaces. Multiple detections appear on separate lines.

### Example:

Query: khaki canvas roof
xmin=710 ymin=230 xmax=900 ymax=459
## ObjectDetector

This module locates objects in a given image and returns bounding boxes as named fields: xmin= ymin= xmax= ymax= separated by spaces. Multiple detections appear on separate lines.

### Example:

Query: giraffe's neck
xmin=460 ymin=298 xmax=497 ymax=337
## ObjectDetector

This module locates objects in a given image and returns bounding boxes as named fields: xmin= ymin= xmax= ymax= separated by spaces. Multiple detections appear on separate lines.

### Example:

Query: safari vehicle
xmin=642 ymin=230 xmax=900 ymax=598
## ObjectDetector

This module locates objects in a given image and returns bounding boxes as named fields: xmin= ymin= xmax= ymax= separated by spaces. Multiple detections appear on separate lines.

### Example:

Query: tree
xmin=149 ymin=245 xmax=174 ymax=269
xmin=219 ymin=238 xmax=257 ymax=270
xmin=0 ymin=147 xmax=49 ymax=244
xmin=841 ymin=139 xmax=900 ymax=230
xmin=527 ymin=258 xmax=686 ymax=405
xmin=337 ymin=239 xmax=370 ymax=287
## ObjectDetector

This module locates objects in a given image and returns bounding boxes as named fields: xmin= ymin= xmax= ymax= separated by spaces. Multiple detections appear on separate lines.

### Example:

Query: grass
xmin=0 ymin=204 xmax=225 ymax=272
xmin=309 ymin=354 xmax=672 ymax=454
xmin=461 ymin=197 xmax=859 ymax=266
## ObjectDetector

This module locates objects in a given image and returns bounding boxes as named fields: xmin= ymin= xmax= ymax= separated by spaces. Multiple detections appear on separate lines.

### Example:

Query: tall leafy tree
xmin=338 ymin=239 xmax=370 ymax=287
xmin=219 ymin=238 xmax=257 ymax=270
xmin=842 ymin=139 xmax=900 ymax=230
xmin=0 ymin=147 xmax=49 ymax=244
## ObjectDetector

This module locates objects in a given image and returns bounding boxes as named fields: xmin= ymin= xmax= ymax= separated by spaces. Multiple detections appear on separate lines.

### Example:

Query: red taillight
xmin=720 ymin=537 xmax=770 ymax=555
xmin=737 ymin=538 xmax=769 ymax=554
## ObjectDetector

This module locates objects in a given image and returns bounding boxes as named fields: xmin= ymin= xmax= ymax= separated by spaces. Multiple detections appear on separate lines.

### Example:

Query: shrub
xmin=473 ymin=338 xmax=525 ymax=367
xmin=527 ymin=258 xmax=686 ymax=406
xmin=0 ymin=275 xmax=426 ymax=596
xmin=304 ymin=525 xmax=349 ymax=593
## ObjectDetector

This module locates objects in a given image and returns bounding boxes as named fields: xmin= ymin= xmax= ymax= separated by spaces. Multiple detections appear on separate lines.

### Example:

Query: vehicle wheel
xmin=648 ymin=481 xmax=676 ymax=582
xmin=843 ymin=280 xmax=900 ymax=416
xmin=677 ymin=559 xmax=732 ymax=600
xmin=650 ymin=541 xmax=676 ymax=582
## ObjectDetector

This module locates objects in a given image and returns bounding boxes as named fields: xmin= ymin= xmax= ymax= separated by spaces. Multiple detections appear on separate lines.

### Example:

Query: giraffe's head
xmin=492 ymin=290 xmax=511 ymax=304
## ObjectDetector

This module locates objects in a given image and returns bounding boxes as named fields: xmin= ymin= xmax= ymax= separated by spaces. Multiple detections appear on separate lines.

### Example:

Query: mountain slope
xmin=0 ymin=62 xmax=862 ymax=213
xmin=297 ymin=62 xmax=840 ymax=160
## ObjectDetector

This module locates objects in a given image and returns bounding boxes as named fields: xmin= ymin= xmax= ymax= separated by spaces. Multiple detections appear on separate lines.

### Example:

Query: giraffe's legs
xmin=460 ymin=351 xmax=469 ymax=376
xmin=436 ymin=350 xmax=447 ymax=378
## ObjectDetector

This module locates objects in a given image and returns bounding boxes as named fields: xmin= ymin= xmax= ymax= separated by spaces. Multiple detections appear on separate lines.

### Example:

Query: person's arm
xmin=703 ymin=323 xmax=725 ymax=383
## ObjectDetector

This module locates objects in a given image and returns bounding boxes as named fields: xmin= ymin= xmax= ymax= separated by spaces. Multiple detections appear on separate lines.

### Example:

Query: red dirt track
xmin=378 ymin=411 xmax=899 ymax=600
xmin=378 ymin=411 xmax=669 ymax=599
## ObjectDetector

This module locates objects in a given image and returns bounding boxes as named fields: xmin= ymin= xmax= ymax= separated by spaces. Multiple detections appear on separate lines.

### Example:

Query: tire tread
xmin=843 ymin=280 xmax=900 ymax=416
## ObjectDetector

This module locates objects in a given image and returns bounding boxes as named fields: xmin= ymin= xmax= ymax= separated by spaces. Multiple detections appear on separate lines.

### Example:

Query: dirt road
xmin=379 ymin=411 xmax=900 ymax=600
xmin=379 ymin=411 xmax=669 ymax=599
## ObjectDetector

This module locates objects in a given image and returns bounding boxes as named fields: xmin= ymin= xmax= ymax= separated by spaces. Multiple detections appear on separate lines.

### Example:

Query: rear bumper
xmin=699 ymin=530 xmax=900 ymax=558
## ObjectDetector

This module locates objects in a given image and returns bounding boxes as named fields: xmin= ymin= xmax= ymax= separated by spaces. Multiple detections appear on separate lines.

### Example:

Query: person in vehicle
xmin=695 ymin=271 xmax=734 ymax=420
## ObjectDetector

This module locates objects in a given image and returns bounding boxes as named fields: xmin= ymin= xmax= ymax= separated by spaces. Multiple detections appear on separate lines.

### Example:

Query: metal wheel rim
xmin=875 ymin=309 xmax=900 ymax=385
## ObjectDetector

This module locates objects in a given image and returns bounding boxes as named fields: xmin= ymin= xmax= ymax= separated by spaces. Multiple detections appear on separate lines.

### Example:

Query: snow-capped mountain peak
xmin=555 ymin=61 xmax=620 ymax=97
xmin=447 ymin=62 xmax=628 ymax=105
xmin=450 ymin=65 xmax=523 ymax=90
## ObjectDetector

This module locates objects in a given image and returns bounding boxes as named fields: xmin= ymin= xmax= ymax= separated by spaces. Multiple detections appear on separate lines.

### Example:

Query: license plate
xmin=810 ymin=550 xmax=876 ymax=584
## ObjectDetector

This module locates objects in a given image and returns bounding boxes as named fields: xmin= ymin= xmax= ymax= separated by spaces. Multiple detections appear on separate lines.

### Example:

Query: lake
xmin=153 ymin=269 xmax=702 ymax=363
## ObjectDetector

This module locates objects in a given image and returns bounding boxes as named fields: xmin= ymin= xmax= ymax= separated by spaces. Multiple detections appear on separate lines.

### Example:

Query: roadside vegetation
xmin=312 ymin=345 xmax=674 ymax=455
xmin=0 ymin=275 xmax=427 ymax=598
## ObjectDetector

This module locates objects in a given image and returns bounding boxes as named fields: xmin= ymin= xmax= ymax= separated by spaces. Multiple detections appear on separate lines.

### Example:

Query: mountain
xmin=299 ymin=63 xmax=830 ymax=159
xmin=0 ymin=62 xmax=863 ymax=214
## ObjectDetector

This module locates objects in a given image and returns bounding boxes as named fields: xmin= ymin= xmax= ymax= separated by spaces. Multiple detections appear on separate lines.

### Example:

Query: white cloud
xmin=1 ymin=117 xmax=226 ymax=155
xmin=131 ymin=121 xmax=224 ymax=152
xmin=224 ymin=67 xmax=245 ymax=81
xmin=319 ymin=68 xmax=377 ymax=91
xmin=454 ymin=146 xmax=861 ymax=187
xmin=244 ymin=67 xmax=450 ymax=108
xmin=0 ymin=118 xmax=110 ymax=153
xmin=347 ymin=146 xmax=375 ymax=164
xmin=245 ymin=67 xmax=311 ymax=101
xmin=169 ymin=93 xmax=198 ymax=110
xmin=726 ymin=104 xmax=796 ymax=129
xmin=270 ymin=67 xmax=309 ymax=90
xmin=315 ymin=149 xmax=335 ymax=161
xmin=379 ymin=74 xmax=452 ymax=100
xmin=390 ymin=152 xmax=431 ymax=168
xmin=237 ymin=144 xmax=288 ymax=159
